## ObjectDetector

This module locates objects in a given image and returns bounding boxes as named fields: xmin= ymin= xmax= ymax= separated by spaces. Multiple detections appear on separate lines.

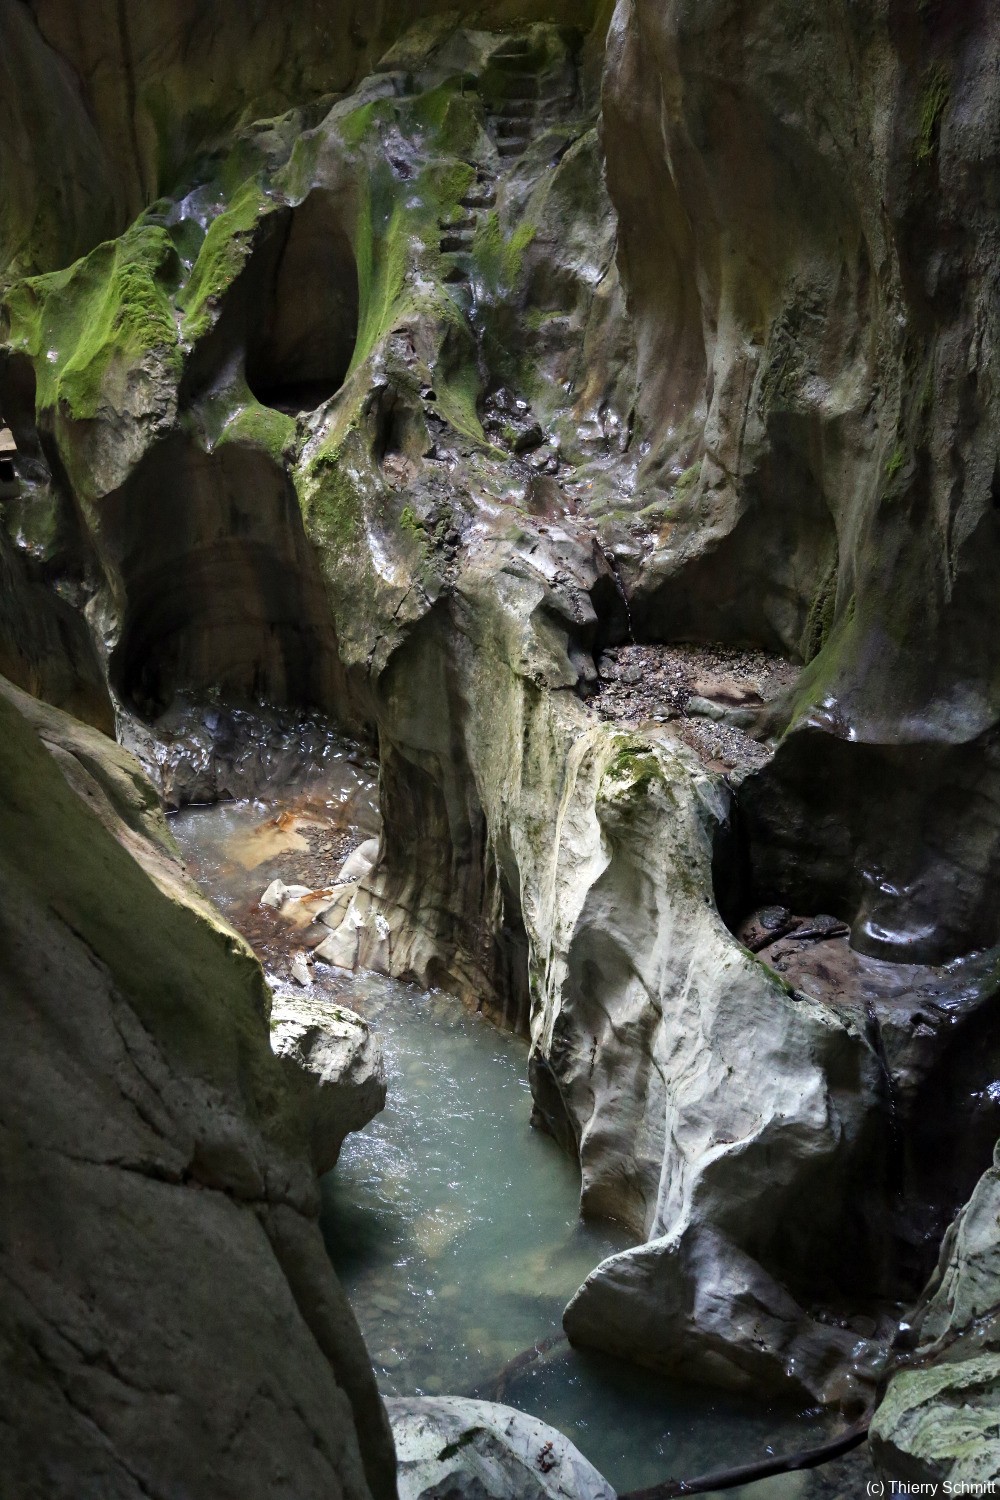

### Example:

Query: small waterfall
xmin=865 ymin=998 xmax=904 ymax=1189
xmin=605 ymin=549 xmax=635 ymax=643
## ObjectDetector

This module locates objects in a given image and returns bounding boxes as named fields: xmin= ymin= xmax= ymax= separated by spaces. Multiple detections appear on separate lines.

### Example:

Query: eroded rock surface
xmin=603 ymin=0 xmax=1000 ymax=970
xmin=871 ymin=1145 xmax=1000 ymax=1484
xmin=270 ymin=993 xmax=387 ymax=1173
xmin=0 ymin=677 xmax=395 ymax=1500
xmin=387 ymin=1396 xmax=617 ymax=1500
xmin=3 ymin=0 xmax=1000 ymax=1475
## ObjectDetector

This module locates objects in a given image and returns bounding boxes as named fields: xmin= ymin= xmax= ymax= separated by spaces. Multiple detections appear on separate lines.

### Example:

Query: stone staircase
xmin=437 ymin=34 xmax=577 ymax=303
xmin=438 ymin=170 xmax=496 ymax=289
xmin=489 ymin=37 xmax=541 ymax=162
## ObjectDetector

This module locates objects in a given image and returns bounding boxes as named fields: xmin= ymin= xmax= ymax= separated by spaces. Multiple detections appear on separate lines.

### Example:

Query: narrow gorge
xmin=2 ymin=3 xmax=999 ymax=1497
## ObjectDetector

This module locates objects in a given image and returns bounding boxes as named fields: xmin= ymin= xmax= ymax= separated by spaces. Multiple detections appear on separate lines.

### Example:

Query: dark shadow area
xmin=738 ymin=727 xmax=1000 ymax=963
xmin=106 ymin=434 xmax=344 ymax=719
xmin=246 ymin=191 xmax=359 ymax=414
xmin=0 ymin=350 xmax=40 ymax=461
xmin=0 ymin=527 xmax=113 ymax=732
xmin=632 ymin=426 xmax=839 ymax=661
xmin=716 ymin=739 xmax=1000 ymax=1312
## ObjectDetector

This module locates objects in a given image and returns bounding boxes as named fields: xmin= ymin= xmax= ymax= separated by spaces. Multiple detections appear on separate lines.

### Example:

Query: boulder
xmin=270 ymin=994 xmax=388 ymax=1173
xmin=386 ymin=1396 xmax=616 ymax=1500
xmin=338 ymin=838 xmax=381 ymax=884
xmin=291 ymin=953 xmax=314 ymax=987
xmin=261 ymin=878 xmax=311 ymax=909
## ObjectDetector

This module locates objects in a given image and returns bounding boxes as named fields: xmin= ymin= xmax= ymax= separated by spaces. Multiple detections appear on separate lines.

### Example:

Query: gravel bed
xmin=592 ymin=642 xmax=800 ymax=775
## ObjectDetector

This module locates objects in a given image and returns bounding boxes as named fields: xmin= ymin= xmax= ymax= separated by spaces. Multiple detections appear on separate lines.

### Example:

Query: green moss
xmin=786 ymin=593 xmax=858 ymax=729
xmin=350 ymin=182 xmax=412 ymax=377
xmin=300 ymin=435 xmax=367 ymax=553
xmin=675 ymin=462 xmax=702 ymax=497
xmin=413 ymin=83 xmax=483 ymax=159
xmin=751 ymin=956 xmax=800 ymax=1001
xmin=917 ymin=66 xmax=950 ymax=163
xmin=336 ymin=99 xmax=380 ymax=151
xmin=803 ymin=554 xmax=839 ymax=665
xmin=179 ymin=178 xmax=273 ymax=344
xmin=885 ymin=445 xmax=906 ymax=479
xmin=426 ymin=160 xmax=478 ymax=217
xmin=602 ymin=736 xmax=665 ymax=800
xmin=5 ymin=222 xmax=182 ymax=420
xmin=656 ymin=461 xmax=704 ymax=520
xmin=168 ymin=217 xmax=208 ymax=270
xmin=472 ymin=211 xmax=537 ymax=297
xmin=217 ymin=401 xmax=296 ymax=462
xmin=399 ymin=503 xmax=423 ymax=537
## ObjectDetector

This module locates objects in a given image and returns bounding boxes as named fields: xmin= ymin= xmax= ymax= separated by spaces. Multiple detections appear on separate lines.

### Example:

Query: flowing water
xmin=173 ymin=759 xmax=840 ymax=1495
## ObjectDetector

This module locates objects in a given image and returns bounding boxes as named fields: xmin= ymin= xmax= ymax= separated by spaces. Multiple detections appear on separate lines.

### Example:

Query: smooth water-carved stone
xmin=387 ymin=1396 xmax=617 ymax=1500
xmin=339 ymin=838 xmax=380 ymax=883
xmin=262 ymin=878 xmax=314 ymax=909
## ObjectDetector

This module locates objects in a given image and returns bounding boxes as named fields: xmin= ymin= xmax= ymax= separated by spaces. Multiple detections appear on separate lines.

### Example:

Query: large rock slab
xmin=387 ymin=1396 xmax=616 ymax=1500
xmin=322 ymin=545 xmax=885 ymax=1407
xmin=0 ymin=678 xmax=395 ymax=1500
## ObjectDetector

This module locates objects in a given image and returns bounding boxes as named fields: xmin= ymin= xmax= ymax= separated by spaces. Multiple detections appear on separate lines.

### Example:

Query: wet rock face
xmin=0 ymin=678 xmax=396 ymax=1500
xmin=3 ymin=0 xmax=1000 ymax=1472
xmin=0 ymin=0 xmax=118 ymax=283
xmin=0 ymin=524 xmax=113 ymax=732
xmin=1 ymin=0 xmax=608 ymax=282
xmin=103 ymin=435 xmax=345 ymax=718
xmin=871 ymin=1145 xmax=1000 ymax=1484
xmin=602 ymin=0 xmax=1000 ymax=966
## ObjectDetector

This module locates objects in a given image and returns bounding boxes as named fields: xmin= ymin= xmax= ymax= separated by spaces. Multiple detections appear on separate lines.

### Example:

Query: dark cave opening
xmin=245 ymin=191 xmax=360 ymax=415
xmin=107 ymin=435 xmax=344 ymax=721
xmin=0 ymin=350 xmax=40 ymax=459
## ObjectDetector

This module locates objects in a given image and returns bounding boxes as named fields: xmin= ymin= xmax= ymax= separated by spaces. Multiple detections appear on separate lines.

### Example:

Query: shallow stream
xmin=173 ymin=760 xmax=838 ymax=1494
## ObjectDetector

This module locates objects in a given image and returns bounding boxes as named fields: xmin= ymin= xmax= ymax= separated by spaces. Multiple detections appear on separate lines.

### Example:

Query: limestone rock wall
xmin=322 ymin=534 xmax=886 ymax=1409
xmin=603 ymin=0 xmax=1000 ymax=966
xmin=3 ymin=0 xmax=1000 ymax=1475
xmin=0 ymin=677 xmax=396 ymax=1500
xmin=1 ymin=0 xmax=610 ymax=283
